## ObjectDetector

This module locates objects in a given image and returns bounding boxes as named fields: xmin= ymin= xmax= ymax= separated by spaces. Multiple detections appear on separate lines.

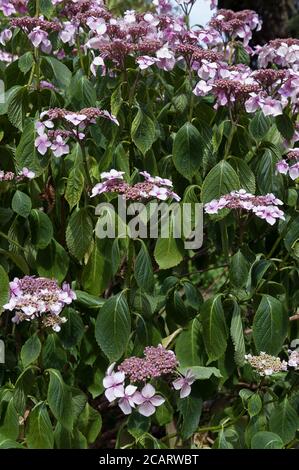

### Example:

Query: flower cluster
xmin=35 ymin=107 xmax=118 ymax=156
xmin=91 ymin=169 xmax=181 ymax=202
xmin=257 ymin=39 xmax=299 ymax=70
xmin=287 ymin=349 xmax=299 ymax=369
xmin=204 ymin=189 xmax=285 ymax=226
xmin=103 ymin=346 xmax=196 ymax=416
xmin=3 ymin=276 xmax=76 ymax=332
xmin=245 ymin=352 xmax=288 ymax=376
xmin=276 ymin=149 xmax=299 ymax=180
xmin=209 ymin=9 xmax=262 ymax=46
xmin=0 ymin=167 xmax=35 ymax=182
xmin=10 ymin=16 xmax=60 ymax=53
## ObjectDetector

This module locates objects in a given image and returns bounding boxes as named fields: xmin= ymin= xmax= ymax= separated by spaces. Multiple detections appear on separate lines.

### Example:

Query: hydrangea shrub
xmin=0 ymin=0 xmax=299 ymax=449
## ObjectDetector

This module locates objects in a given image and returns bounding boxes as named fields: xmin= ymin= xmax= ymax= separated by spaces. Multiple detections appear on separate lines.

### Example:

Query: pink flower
xmin=35 ymin=134 xmax=51 ymax=155
xmin=289 ymin=162 xmax=299 ymax=180
xmin=20 ymin=167 xmax=35 ymax=179
xmin=60 ymin=283 xmax=77 ymax=304
xmin=101 ymin=169 xmax=125 ymax=181
xmin=134 ymin=384 xmax=165 ymax=417
xmin=28 ymin=28 xmax=48 ymax=48
xmin=193 ymin=80 xmax=213 ymax=97
xmin=103 ymin=364 xmax=125 ymax=403
xmin=149 ymin=185 xmax=169 ymax=201
xmin=173 ymin=369 xmax=196 ymax=398
xmin=276 ymin=159 xmax=289 ymax=175
xmin=260 ymin=98 xmax=283 ymax=117
xmin=90 ymin=56 xmax=105 ymax=77
xmin=64 ymin=114 xmax=87 ymax=126
xmin=51 ymin=135 xmax=69 ymax=158
xmin=91 ymin=182 xmax=107 ymax=197
xmin=0 ymin=28 xmax=12 ymax=46
xmin=118 ymin=385 xmax=139 ymax=415
xmin=136 ymin=55 xmax=159 ymax=70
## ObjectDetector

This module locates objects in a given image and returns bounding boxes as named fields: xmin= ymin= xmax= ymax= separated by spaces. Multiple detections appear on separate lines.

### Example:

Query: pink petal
xmin=138 ymin=401 xmax=156 ymax=417
xmin=180 ymin=384 xmax=191 ymax=399
xmin=142 ymin=383 xmax=156 ymax=398
xmin=150 ymin=395 xmax=165 ymax=407
xmin=118 ymin=398 xmax=133 ymax=415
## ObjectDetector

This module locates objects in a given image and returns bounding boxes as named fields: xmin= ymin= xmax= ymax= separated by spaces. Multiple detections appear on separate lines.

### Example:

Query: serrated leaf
xmin=230 ymin=301 xmax=245 ymax=366
xmin=201 ymin=295 xmax=228 ymax=363
xmin=131 ymin=108 xmax=156 ymax=155
xmin=47 ymin=369 xmax=74 ymax=431
xmin=95 ymin=292 xmax=131 ymax=362
xmin=154 ymin=236 xmax=183 ymax=270
xmin=12 ymin=191 xmax=32 ymax=218
xmin=134 ymin=240 xmax=154 ymax=293
xmin=253 ymin=295 xmax=288 ymax=355
xmin=27 ymin=403 xmax=54 ymax=449
xmin=21 ymin=334 xmax=41 ymax=368
xmin=201 ymin=161 xmax=240 ymax=205
xmin=65 ymin=167 xmax=84 ymax=211
xmin=172 ymin=122 xmax=202 ymax=180
xmin=66 ymin=209 xmax=93 ymax=261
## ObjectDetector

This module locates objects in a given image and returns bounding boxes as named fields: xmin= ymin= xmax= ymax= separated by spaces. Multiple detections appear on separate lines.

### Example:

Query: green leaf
xmin=37 ymin=239 xmax=69 ymax=283
xmin=69 ymin=72 xmax=97 ymax=108
xmin=27 ymin=403 xmax=54 ymax=449
xmin=134 ymin=240 xmax=154 ymax=293
xmin=269 ymin=398 xmax=299 ymax=444
xmin=257 ymin=149 xmax=284 ymax=199
xmin=12 ymin=190 xmax=32 ymax=218
xmin=154 ymin=237 xmax=183 ymax=270
xmin=15 ymin=120 xmax=43 ymax=175
xmin=275 ymin=114 xmax=294 ymax=141
xmin=95 ymin=291 xmax=131 ymax=362
xmin=201 ymin=295 xmax=228 ymax=363
xmin=249 ymin=112 xmax=272 ymax=141
xmin=0 ymin=264 xmax=9 ymax=313
xmin=18 ymin=52 xmax=34 ymax=74
xmin=59 ymin=308 xmax=84 ymax=349
xmin=179 ymin=366 xmax=222 ymax=380
xmin=175 ymin=318 xmax=204 ymax=367
xmin=230 ymin=250 xmax=250 ymax=288
xmin=201 ymin=160 xmax=240 ymax=205
xmin=248 ymin=394 xmax=262 ymax=418
xmin=66 ymin=208 xmax=93 ymax=261
xmin=230 ymin=301 xmax=245 ymax=366
xmin=253 ymin=295 xmax=288 ymax=355
xmin=43 ymin=57 xmax=71 ymax=89
xmin=7 ymin=85 xmax=26 ymax=130
xmin=251 ymin=431 xmax=284 ymax=449
xmin=29 ymin=209 xmax=53 ymax=249
xmin=77 ymin=404 xmax=102 ymax=445
xmin=82 ymin=241 xmax=112 ymax=295
xmin=178 ymin=394 xmax=202 ymax=440
xmin=172 ymin=122 xmax=202 ymax=180
xmin=47 ymin=369 xmax=74 ymax=431
xmin=65 ymin=167 xmax=84 ymax=211
xmin=131 ymin=108 xmax=156 ymax=155
xmin=21 ymin=334 xmax=41 ymax=368
xmin=0 ymin=398 xmax=19 ymax=440
xmin=229 ymin=157 xmax=256 ymax=194
xmin=127 ymin=412 xmax=150 ymax=439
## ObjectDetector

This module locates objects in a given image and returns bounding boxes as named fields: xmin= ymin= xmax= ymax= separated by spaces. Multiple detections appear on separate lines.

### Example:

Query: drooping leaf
xmin=95 ymin=292 xmax=131 ymax=362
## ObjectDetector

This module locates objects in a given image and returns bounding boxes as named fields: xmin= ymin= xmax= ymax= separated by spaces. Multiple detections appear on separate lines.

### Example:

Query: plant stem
xmin=220 ymin=220 xmax=229 ymax=263
xmin=80 ymin=142 xmax=92 ymax=188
